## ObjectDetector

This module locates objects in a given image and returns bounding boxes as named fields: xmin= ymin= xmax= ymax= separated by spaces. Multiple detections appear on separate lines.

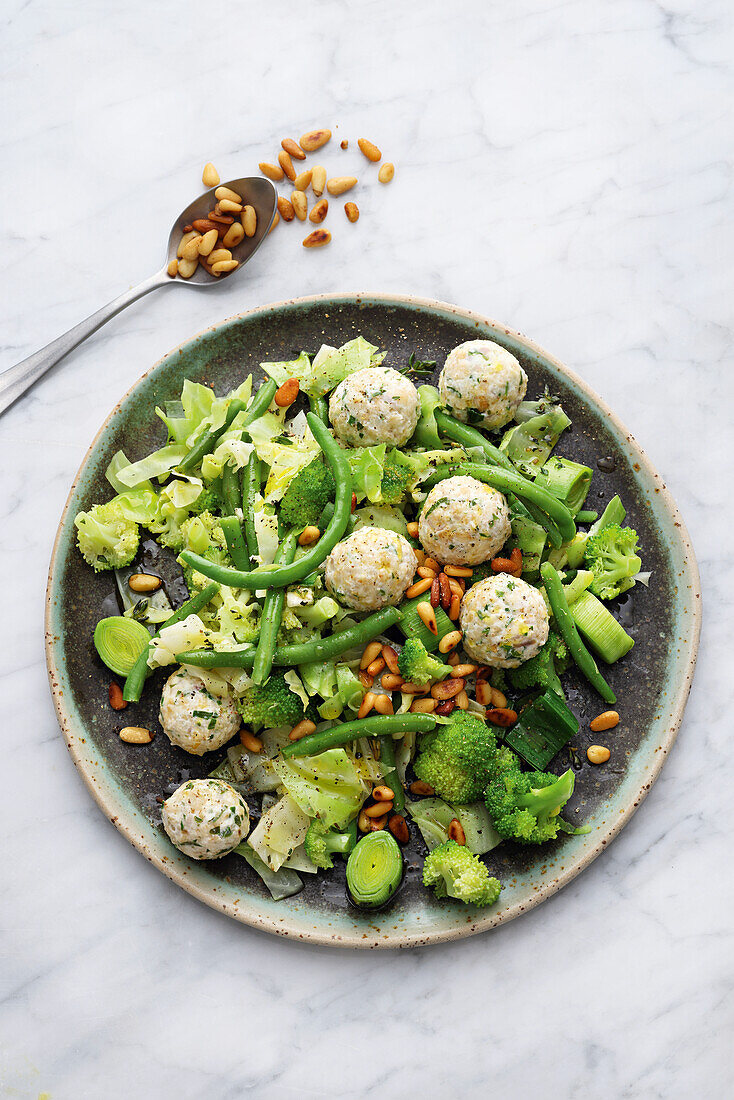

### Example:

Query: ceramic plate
xmin=45 ymin=294 xmax=701 ymax=948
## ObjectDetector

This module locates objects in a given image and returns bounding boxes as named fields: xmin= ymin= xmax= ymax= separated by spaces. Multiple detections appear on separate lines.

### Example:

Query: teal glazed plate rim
xmin=45 ymin=293 xmax=701 ymax=949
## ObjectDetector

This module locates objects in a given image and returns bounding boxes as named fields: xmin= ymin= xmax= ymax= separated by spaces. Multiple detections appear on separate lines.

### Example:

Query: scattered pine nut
xmin=208 ymin=248 xmax=233 ymax=264
xmin=340 ymin=139 xmax=349 ymax=150
xmin=423 ymin=558 xmax=442 ymax=573
xmin=303 ymin=229 xmax=331 ymax=248
xmin=166 ymin=259 xmax=179 ymax=277
xmin=448 ymin=594 xmax=461 ymax=620
xmin=298 ymin=525 xmax=320 ymax=546
xmin=177 ymin=257 xmax=198 ymax=279
xmin=435 ymin=700 xmax=456 ymax=717
xmin=294 ymin=169 xmax=313 ymax=191
xmin=382 ymin=645 xmax=400 ymax=675
xmin=378 ymin=162 xmax=395 ymax=183
xmin=358 ymin=691 xmax=377 ymax=719
xmin=222 ymin=222 xmax=245 ymax=249
xmin=430 ymin=576 xmax=440 ymax=608
xmin=438 ymin=629 xmax=462 ymax=653
xmin=361 ymin=643 xmax=383 ymax=670
xmin=311 ymin=165 xmax=327 ymax=196
xmin=281 ymin=137 xmax=306 ymax=160
xmin=299 ymin=128 xmax=332 ymax=152
xmin=309 ymin=198 xmax=329 ymax=224
xmin=181 ymin=234 xmax=203 ymax=261
xmin=366 ymin=656 xmax=386 ymax=677
xmin=259 ymin=161 xmax=284 ymax=181
xmin=274 ymin=377 xmax=300 ymax=407
xmin=452 ymin=664 xmax=477 ymax=678
xmin=455 ymin=690 xmax=470 ymax=710
xmin=289 ymin=719 xmax=317 ymax=742
xmin=344 ymin=201 xmax=359 ymax=222
xmin=240 ymin=730 xmax=263 ymax=753
xmin=128 ymin=573 xmax=162 ymax=593
xmin=277 ymin=196 xmax=295 ymax=222
xmin=431 ymin=677 xmax=465 ymax=700
xmin=365 ymin=800 xmax=393 ymax=818
xmin=490 ymin=687 xmax=507 ymax=709
xmin=410 ymin=697 xmax=437 ymax=714
xmin=406 ymin=521 xmax=420 ymax=538
xmin=409 ymin=780 xmax=435 ymax=796
xmin=373 ymin=694 xmax=394 ymax=715
xmin=587 ymin=745 xmax=611 ymax=764
xmin=417 ymin=565 xmax=437 ymax=579
xmin=241 ymin=206 xmax=257 ymax=237
xmin=291 ymin=190 xmax=308 ymax=221
xmin=475 ymin=679 xmax=493 ymax=706
xmin=447 ymin=818 xmax=466 ymax=845
xmin=485 ymin=707 xmax=518 ymax=728
xmin=388 ymin=814 xmax=409 ymax=844
xmin=119 ymin=726 xmax=153 ymax=744
xmin=381 ymin=673 xmax=403 ymax=690
xmin=590 ymin=710 xmax=620 ymax=732
xmin=326 ymin=176 xmax=357 ymax=196
xmin=358 ymin=138 xmax=382 ymax=162
xmin=218 ymin=198 xmax=243 ymax=214
xmin=202 ymin=163 xmax=220 ymax=187
xmin=215 ymin=185 xmax=243 ymax=204
xmin=278 ymin=150 xmax=296 ymax=181
xmin=447 ymin=652 xmax=460 ymax=666
xmin=108 ymin=682 xmax=127 ymax=710
xmin=417 ymin=601 xmax=438 ymax=635
xmin=198 ymin=228 xmax=219 ymax=256
xmin=405 ymin=577 xmax=433 ymax=598
xmin=444 ymin=565 xmax=473 ymax=578
xmin=400 ymin=681 xmax=430 ymax=695
xmin=211 ymin=259 xmax=239 ymax=275
xmin=358 ymin=809 xmax=372 ymax=832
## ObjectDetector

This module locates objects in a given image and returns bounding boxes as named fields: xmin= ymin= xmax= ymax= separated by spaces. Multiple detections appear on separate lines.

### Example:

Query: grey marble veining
xmin=1 ymin=1 xmax=731 ymax=1097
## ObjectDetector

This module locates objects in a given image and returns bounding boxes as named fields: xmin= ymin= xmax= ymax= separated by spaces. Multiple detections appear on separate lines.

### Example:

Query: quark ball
xmin=438 ymin=340 xmax=528 ymax=430
xmin=159 ymin=667 xmax=240 ymax=756
xmin=460 ymin=575 xmax=549 ymax=668
xmin=324 ymin=526 xmax=418 ymax=612
xmin=418 ymin=475 xmax=511 ymax=566
xmin=162 ymin=778 xmax=249 ymax=860
xmin=329 ymin=366 xmax=420 ymax=447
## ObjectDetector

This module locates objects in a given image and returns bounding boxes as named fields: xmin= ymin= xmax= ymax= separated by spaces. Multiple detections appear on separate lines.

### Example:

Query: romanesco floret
xmin=74 ymin=501 xmax=139 ymax=572
xmin=237 ymin=670 xmax=318 ymax=729
xmin=397 ymin=638 xmax=451 ymax=685
xmin=422 ymin=840 xmax=502 ymax=907
xmin=484 ymin=755 xmax=576 ymax=844
xmin=584 ymin=524 xmax=642 ymax=601
xmin=413 ymin=712 xmax=498 ymax=803
xmin=303 ymin=819 xmax=357 ymax=869
xmin=279 ymin=455 xmax=335 ymax=528
xmin=189 ymin=487 xmax=221 ymax=515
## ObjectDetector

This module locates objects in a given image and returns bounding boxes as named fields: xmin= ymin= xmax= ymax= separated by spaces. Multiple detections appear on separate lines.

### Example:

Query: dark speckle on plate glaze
xmin=45 ymin=294 xmax=701 ymax=948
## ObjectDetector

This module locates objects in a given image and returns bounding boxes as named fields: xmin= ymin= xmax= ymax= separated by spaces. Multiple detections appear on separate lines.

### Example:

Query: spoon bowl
xmin=166 ymin=176 xmax=277 ymax=285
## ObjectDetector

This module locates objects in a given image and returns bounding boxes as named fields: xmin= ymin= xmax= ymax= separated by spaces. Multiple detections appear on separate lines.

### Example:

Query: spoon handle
xmin=0 ymin=269 xmax=169 ymax=417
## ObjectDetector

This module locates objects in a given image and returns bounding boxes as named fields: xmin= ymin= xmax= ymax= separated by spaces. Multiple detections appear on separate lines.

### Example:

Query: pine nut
xmin=240 ymin=729 xmax=263 ymax=753
xmin=382 ymin=645 xmax=400 ymax=675
xmin=299 ymin=128 xmax=332 ymax=152
xmin=344 ymin=201 xmax=360 ymax=222
xmin=587 ymin=745 xmax=611 ymax=764
xmin=452 ymin=663 xmax=477 ymax=678
xmin=208 ymin=248 xmax=233 ymax=264
xmin=202 ymin=162 xmax=220 ymax=187
xmin=447 ymin=577 xmax=464 ymax=599
xmin=288 ymin=719 xmax=317 ymax=742
xmin=269 ymin=212 xmax=280 ymax=232
xmin=490 ymin=687 xmax=507 ymax=708
xmin=435 ymin=700 xmax=456 ymax=716
xmin=215 ymin=185 xmax=243 ymax=204
xmin=303 ymin=229 xmax=331 ymax=248
xmin=361 ymin=643 xmax=383 ymax=670
xmin=294 ymin=169 xmax=313 ymax=191
xmin=128 ymin=573 xmax=162 ymax=593
xmin=177 ymin=257 xmax=198 ymax=279
xmin=438 ymin=630 xmax=462 ymax=653
xmin=417 ymin=601 xmax=438 ymax=635
xmin=311 ymin=165 xmax=327 ymax=196
xmin=341 ymin=139 xmax=349 ymax=149
xmin=358 ymin=670 xmax=374 ymax=689
xmin=365 ymin=800 xmax=393 ymax=818
xmin=431 ymin=677 xmax=465 ymax=700
xmin=211 ymin=260 xmax=238 ymax=275
xmin=381 ymin=673 xmax=403 ymax=690
xmin=358 ymin=138 xmax=382 ymax=162
xmin=298 ymin=525 xmax=320 ymax=546
xmin=277 ymin=196 xmax=295 ymax=222
xmin=448 ymin=595 xmax=461 ymax=620
xmin=486 ymin=707 xmax=518 ymax=727
xmin=259 ymin=161 xmax=284 ymax=181
xmin=166 ymin=259 xmax=179 ymax=277
xmin=405 ymin=577 xmax=433 ymax=598
xmin=368 ymin=815 xmax=388 ymax=832
xmin=358 ymin=809 xmax=371 ymax=832
xmin=192 ymin=218 xmax=220 ymax=234
xmin=476 ymin=679 xmax=493 ymax=706
xmin=423 ymin=558 xmax=442 ymax=574
xmin=378 ymin=162 xmax=395 ymax=183
xmin=198 ymin=229 xmax=219 ymax=256
xmin=182 ymin=234 xmax=203 ymax=261
xmin=410 ymin=697 xmax=437 ymax=714
xmin=444 ymin=565 xmax=473 ymax=577
xmin=281 ymin=137 xmax=306 ymax=160
xmin=119 ymin=726 xmax=153 ymax=744
xmin=209 ymin=209 xmax=234 ymax=225
xmin=455 ymin=690 xmax=469 ymax=710
xmin=447 ymin=652 xmax=460 ymax=666
xmin=108 ymin=682 xmax=127 ymax=710
xmin=309 ymin=199 xmax=329 ymax=224
xmin=438 ymin=573 xmax=451 ymax=610
xmin=373 ymin=694 xmax=394 ymax=715
xmin=430 ymin=576 xmax=440 ymax=607
xmin=218 ymin=199 xmax=242 ymax=214
xmin=406 ymin=521 xmax=419 ymax=538
xmin=417 ymin=565 xmax=437 ymax=579
xmin=221 ymin=223 xmax=244 ymax=249
xmin=388 ymin=814 xmax=409 ymax=844
xmin=326 ymin=176 xmax=357 ymax=196
xmin=274 ymin=377 xmax=300 ymax=407
xmin=278 ymin=150 xmax=296 ymax=181
xmin=590 ymin=710 xmax=620 ymax=732
xmin=413 ymin=549 xmax=426 ymax=567
xmin=447 ymin=818 xmax=466 ymax=845
xmin=291 ymin=190 xmax=308 ymax=221
xmin=409 ymin=780 xmax=435 ymax=796
xmin=366 ymin=656 xmax=386 ymax=677
xmin=241 ymin=206 xmax=257 ymax=237
xmin=358 ymin=691 xmax=377 ymax=719
xmin=400 ymin=681 xmax=430 ymax=695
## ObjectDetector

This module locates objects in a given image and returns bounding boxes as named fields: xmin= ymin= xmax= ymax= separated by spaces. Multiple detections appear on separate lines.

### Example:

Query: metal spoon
xmin=0 ymin=177 xmax=277 ymax=417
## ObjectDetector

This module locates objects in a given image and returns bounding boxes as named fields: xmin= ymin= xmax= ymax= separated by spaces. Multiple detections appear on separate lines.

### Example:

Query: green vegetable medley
xmin=79 ymin=335 xmax=646 ymax=912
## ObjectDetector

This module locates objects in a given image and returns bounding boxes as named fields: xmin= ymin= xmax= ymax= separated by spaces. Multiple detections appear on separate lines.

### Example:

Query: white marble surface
xmin=1 ymin=0 xmax=731 ymax=1096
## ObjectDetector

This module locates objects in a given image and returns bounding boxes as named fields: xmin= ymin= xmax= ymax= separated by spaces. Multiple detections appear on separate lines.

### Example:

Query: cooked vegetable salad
xmin=77 ymin=336 xmax=646 ymax=911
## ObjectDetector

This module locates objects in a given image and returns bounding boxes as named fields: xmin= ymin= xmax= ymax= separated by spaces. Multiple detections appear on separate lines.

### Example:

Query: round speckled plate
xmin=45 ymin=294 xmax=701 ymax=948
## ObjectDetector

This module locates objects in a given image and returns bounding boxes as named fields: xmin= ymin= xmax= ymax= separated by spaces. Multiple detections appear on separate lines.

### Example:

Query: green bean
xmin=179 ymin=412 xmax=352 ymax=589
xmin=434 ymin=411 xmax=516 ymax=473
xmin=241 ymin=450 xmax=261 ymax=565
xmin=282 ymin=714 xmax=437 ymax=758
xmin=251 ymin=532 xmax=299 ymax=685
xmin=122 ymin=581 xmax=219 ymax=702
xmin=576 ymin=509 xmax=599 ymax=524
xmin=378 ymin=735 xmax=405 ymax=814
xmin=221 ymin=462 xmax=241 ymax=515
xmin=178 ymin=379 xmax=277 ymax=474
xmin=540 ymin=562 xmax=616 ymax=704
xmin=219 ymin=514 xmax=250 ymax=572
xmin=422 ymin=461 xmax=576 ymax=543
xmin=177 ymin=606 xmax=402 ymax=669
xmin=309 ymin=393 xmax=328 ymax=421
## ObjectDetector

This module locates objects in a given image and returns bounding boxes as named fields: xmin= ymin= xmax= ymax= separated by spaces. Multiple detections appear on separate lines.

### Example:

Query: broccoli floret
xmin=74 ymin=501 xmax=139 ymax=572
xmin=584 ymin=524 xmax=642 ymax=601
xmin=422 ymin=840 xmax=502 ymax=907
xmin=380 ymin=450 xmax=415 ymax=504
xmin=397 ymin=638 xmax=451 ymax=685
xmin=484 ymin=754 xmax=576 ymax=844
xmin=189 ymin=487 xmax=221 ymax=515
xmin=414 ymin=712 xmax=498 ymax=803
xmin=508 ymin=631 xmax=564 ymax=694
xmin=280 ymin=455 xmax=335 ymax=528
xmin=303 ymin=819 xmax=357 ymax=870
xmin=237 ymin=670 xmax=317 ymax=729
